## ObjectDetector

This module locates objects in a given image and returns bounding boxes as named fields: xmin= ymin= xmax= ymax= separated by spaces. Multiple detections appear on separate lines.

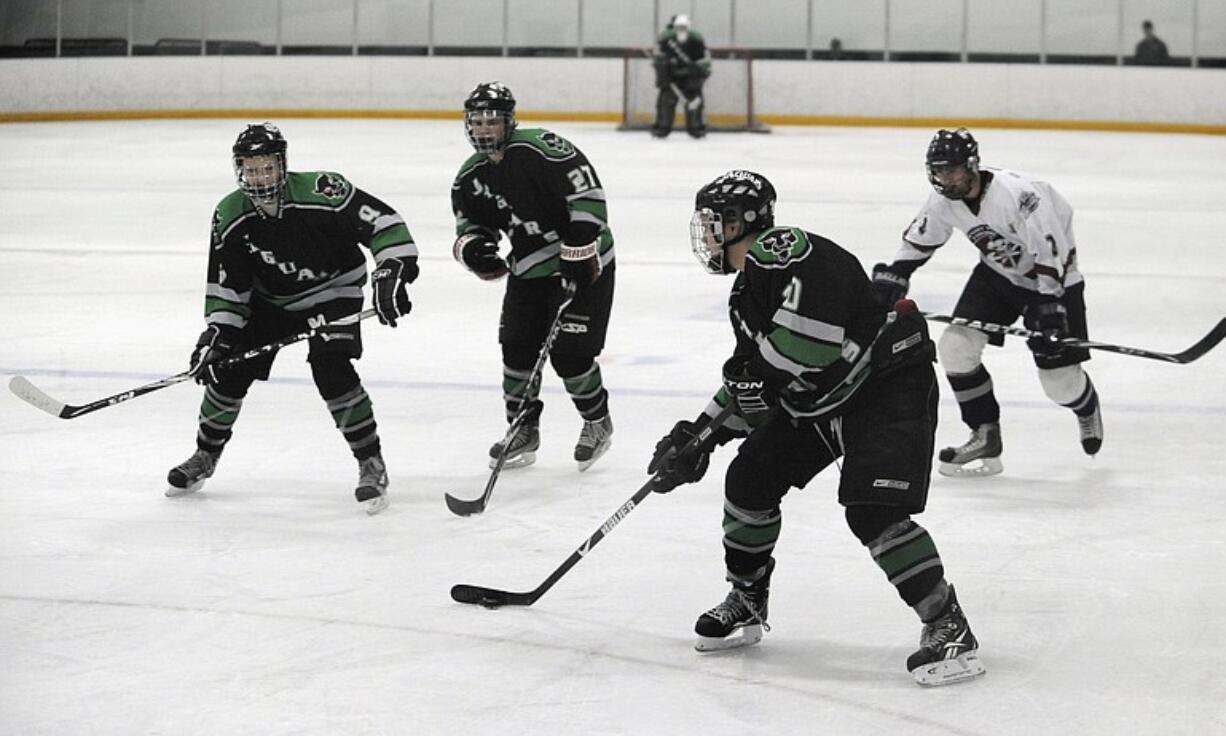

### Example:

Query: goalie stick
xmin=450 ymin=402 xmax=737 ymax=608
xmin=8 ymin=309 xmax=377 ymax=419
xmin=923 ymin=312 xmax=1226 ymax=365
xmin=445 ymin=284 xmax=577 ymax=517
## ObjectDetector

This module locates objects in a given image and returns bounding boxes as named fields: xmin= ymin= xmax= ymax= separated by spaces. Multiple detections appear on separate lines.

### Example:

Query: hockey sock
xmin=195 ymin=385 xmax=245 ymax=453
xmin=501 ymin=363 xmax=543 ymax=423
xmin=1064 ymin=374 xmax=1100 ymax=418
xmin=867 ymin=520 xmax=946 ymax=607
xmin=721 ymin=499 xmax=782 ymax=577
xmin=946 ymin=365 xmax=1000 ymax=428
xmin=559 ymin=362 xmax=609 ymax=420
xmin=324 ymin=384 xmax=380 ymax=460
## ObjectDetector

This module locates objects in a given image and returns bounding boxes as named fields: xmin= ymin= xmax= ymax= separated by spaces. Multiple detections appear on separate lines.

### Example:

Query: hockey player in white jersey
xmin=872 ymin=128 xmax=1103 ymax=476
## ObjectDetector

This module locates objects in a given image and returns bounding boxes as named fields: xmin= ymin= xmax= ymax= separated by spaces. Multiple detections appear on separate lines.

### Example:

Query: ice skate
xmin=907 ymin=585 xmax=986 ymax=687
xmin=574 ymin=414 xmax=613 ymax=471
xmin=1077 ymin=404 xmax=1104 ymax=456
xmin=166 ymin=448 xmax=220 ymax=497
xmin=938 ymin=423 xmax=1003 ymax=477
xmin=488 ymin=422 xmax=540 ymax=470
xmin=355 ymin=454 xmax=389 ymax=516
xmin=694 ymin=560 xmax=773 ymax=652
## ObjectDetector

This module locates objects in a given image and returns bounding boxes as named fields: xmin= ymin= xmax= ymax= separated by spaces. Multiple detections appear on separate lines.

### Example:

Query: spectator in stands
xmin=652 ymin=14 xmax=712 ymax=139
xmin=828 ymin=38 xmax=846 ymax=61
xmin=1134 ymin=20 xmax=1171 ymax=66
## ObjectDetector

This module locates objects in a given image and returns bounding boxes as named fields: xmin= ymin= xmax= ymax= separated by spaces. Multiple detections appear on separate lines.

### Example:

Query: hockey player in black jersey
xmin=872 ymin=128 xmax=1103 ymax=477
xmin=451 ymin=82 xmax=616 ymax=472
xmin=649 ymin=170 xmax=984 ymax=686
xmin=166 ymin=123 xmax=419 ymax=515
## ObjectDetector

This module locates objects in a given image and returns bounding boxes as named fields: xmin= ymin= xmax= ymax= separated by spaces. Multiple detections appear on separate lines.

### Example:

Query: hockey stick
xmin=450 ymin=402 xmax=738 ymax=608
xmin=8 ymin=309 xmax=377 ymax=419
xmin=923 ymin=312 xmax=1226 ymax=365
xmin=444 ymin=283 xmax=578 ymax=517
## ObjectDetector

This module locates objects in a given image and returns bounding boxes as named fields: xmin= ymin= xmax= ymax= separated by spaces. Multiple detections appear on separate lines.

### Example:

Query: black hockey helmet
xmin=926 ymin=128 xmax=979 ymax=199
xmin=232 ymin=122 xmax=287 ymax=203
xmin=690 ymin=170 xmax=776 ymax=274
xmin=464 ymin=81 xmax=517 ymax=154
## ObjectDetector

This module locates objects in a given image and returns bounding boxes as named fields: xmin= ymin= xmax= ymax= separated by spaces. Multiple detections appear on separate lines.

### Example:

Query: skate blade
xmin=694 ymin=624 xmax=763 ymax=652
xmin=165 ymin=480 xmax=204 ymax=498
xmin=362 ymin=494 xmax=390 ymax=516
xmin=938 ymin=457 xmax=1003 ymax=478
xmin=576 ymin=440 xmax=612 ymax=472
xmin=491 ymin=451 xmax=536 ymax=470
xmin=911 ymin=651 xmax=986 ymax=686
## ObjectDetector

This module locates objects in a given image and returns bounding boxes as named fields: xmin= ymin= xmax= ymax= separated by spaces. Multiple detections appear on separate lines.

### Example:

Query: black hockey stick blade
xmin=450 ymin=584 xmax=536 ymax=608
xmin=443 ymin=288 xmax=577 ymax=517
xmin=450 ymin=403 xmax=739 ymax=608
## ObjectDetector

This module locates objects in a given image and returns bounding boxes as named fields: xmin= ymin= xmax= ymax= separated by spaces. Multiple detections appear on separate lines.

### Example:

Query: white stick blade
xmin=8 ymin=376 xmax=67 ymax=417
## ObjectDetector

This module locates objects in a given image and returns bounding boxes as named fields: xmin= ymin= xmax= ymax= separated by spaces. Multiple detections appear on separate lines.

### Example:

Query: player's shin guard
xmin=560 ymin=362 xmax=612 ymax=470
xmin=866 ymin=520 xmax=945 ymax=606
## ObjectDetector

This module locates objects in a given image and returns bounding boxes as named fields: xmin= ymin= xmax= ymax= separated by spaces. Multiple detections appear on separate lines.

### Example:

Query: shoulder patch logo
xmin=314 ymin=173 xmax=351 ymax=200
xmin=1018 ymin=191 xmax=1040 ymax=217
xmin=536 ymin=131 xmax=573 ymax=156
xmin=758 ymin=229 xmax=800 ymax=264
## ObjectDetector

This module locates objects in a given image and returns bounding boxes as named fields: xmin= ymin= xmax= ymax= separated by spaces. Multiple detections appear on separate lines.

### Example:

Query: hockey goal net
xmin=619 ymin=48 xmax=769 ymax=133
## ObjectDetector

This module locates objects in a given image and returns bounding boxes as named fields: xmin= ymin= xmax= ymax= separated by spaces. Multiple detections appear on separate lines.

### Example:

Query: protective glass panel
xmin=507 ymin=0 xmax=578 ymax=49
xmin=281 ymin=0 xmax=354 ymax=48
xmin=433 ymin=0 xmax=503 ymax=47
xmin=888 ymin=0 xmax=962 ymax=54
xmin=357 ymin=0 xmax=432 ymax=48
xmin=1123 ymin=0 xmax=1193 ymax=61
xmin=733 ymin=0 xmax=809 ymax=49
xmin=692 ymin=0 xmax=733 ymax=48
xmin=1046 ymin=0 xmax=1120 ymax=57
xmin=968 ymin=0 xmax=1041 ymax=55
xmin=133 ymin=0 xmax=204 ymax=49
xmin=583 ymin=0 xmax=655 ymax=50
xmin=811 ymin=0 xmax=886 ymax=57
xmin=61 ymin=0 xmax=129 ymax=46
xmin=204 ymin=0 xmax=278 ymax=49
xmin=0 ymin=0 xmax=59 ymax=48
xmin=1198 ymin=0 xmax=1226 ymax=59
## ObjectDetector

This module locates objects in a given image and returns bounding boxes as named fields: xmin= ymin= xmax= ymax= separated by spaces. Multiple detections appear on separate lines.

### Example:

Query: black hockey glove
xmin=1024 ymin=297 xmax=1069 ymax=356
xmin=559 ymin=240 xmax=603 ymax=291
xmin=372 ymin=256 xmax=414 ymax=328
xmin=870 ymin=262 xmax=910 ymax=309
xmin=454 ymin=232 xmax=508 ymax=281
xmin=189 ymin=325 xmax=237 ymax=387
xmin=647 ymin=419 xmax=712 ymax=493
xmin=722 ymin=354 xmax=775 ymax=427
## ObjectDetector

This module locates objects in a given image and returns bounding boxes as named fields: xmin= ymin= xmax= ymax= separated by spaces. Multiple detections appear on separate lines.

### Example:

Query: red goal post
xmin=618 ymin=47 xmax=770 ymax=133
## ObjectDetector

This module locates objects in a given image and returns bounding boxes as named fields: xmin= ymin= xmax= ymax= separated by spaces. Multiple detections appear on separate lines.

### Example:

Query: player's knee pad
xmin=1038 ymin=364 xmax=1087 ymax=405
xmin=845 ymin=504 xmax=913 ymax=547
xmin=501 ymin=342 xmax=542 ymax=372
xmin=549 ymin=352 xmax=595 ymax=379
xmin=725 ymin=454 xmax=791 ymax=512
xmin=937 ymin=325 xmax=989 ymax=375
xmin=308 ymin=353 xmax=360 ymax=399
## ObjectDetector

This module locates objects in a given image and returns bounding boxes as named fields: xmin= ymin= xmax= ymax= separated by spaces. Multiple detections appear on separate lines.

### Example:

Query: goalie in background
xmin=651 ymin=14 xmax=711 ymax=139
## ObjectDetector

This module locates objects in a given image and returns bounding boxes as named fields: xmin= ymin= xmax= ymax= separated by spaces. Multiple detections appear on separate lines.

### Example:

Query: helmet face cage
xmin=926 ymin=128 xmax=979 ymax=199
xmin=689 ymin=170 xmax=776 ymax=274
xmin=689 ymin=207 xmax=726 ymax=274
xmin=464 ymin=82 xmax=517 ymax=154
xmin=232 ymin=123 xmax=287 ymax=203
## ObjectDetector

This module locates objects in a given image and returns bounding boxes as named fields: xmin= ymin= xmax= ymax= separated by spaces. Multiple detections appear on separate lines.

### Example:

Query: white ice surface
xmin=1 ymin=120 xmax=1225 ymax=735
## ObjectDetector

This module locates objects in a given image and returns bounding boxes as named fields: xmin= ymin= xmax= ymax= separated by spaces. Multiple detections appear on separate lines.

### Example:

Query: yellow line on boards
xmin=2 ymin=109 xmax=1224 ymax=135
